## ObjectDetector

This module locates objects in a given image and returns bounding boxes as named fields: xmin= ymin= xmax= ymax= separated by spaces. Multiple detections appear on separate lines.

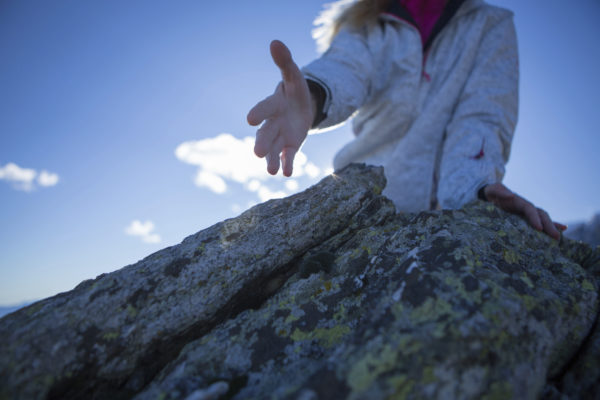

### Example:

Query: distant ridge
xmin=565 ymin=213 xmax=600 ymax=247
xmin=0 ymin=301 xmax=34 ymax=318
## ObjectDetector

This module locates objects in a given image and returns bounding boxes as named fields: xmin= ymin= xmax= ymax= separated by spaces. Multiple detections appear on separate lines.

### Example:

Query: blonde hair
xmin=312 ymin=0 xmax=391 ymax=53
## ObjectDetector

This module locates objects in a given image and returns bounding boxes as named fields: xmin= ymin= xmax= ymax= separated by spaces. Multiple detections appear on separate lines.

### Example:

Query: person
xmin=247 ymin=0 xmax=566 ymax=239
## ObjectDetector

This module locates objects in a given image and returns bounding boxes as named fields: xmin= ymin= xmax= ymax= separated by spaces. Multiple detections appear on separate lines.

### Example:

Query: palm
xmin=247 ymin=40 xmax=314 ymax=176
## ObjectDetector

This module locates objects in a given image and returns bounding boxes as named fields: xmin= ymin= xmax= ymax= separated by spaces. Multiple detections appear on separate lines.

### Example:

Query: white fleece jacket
xmin=303 ymin=0 xmax=518 ymax=212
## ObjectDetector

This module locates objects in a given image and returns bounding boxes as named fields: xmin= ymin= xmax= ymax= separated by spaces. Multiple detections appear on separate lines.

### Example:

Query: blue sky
xmin=1 ymin=0 xmax=599 ymax=306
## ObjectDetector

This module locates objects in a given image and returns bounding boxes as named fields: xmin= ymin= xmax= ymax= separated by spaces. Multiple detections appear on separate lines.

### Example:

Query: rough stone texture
xmin=0 ymin=164 xmax=599 ymax=400
xmin=546 ymin=240 xmax=600 ymax=400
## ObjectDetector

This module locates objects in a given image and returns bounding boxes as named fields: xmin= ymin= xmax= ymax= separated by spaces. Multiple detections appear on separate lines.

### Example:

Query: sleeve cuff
xmin=305 ymin=76 xmax=331 ymax=128
xmin=477 ymin=184 xmax=488 ymax=201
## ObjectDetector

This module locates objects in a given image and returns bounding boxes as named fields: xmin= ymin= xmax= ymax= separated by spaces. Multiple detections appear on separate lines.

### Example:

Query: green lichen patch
xmin=290 ymin=324 xmax=351 ymax=348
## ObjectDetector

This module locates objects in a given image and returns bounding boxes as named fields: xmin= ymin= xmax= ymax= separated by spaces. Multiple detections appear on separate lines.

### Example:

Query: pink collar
xmin=399 ymin=0 xmax=446 ymax=45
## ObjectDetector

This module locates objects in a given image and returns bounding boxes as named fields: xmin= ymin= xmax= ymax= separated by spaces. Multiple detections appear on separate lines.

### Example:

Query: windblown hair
xmin=312 ymin=0 xmax=391 ymax=52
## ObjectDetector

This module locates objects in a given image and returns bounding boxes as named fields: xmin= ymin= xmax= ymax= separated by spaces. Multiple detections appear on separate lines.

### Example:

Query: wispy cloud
xmin=125 ymin=220 xmax=161 ymax=244
xmin=175 ymin=133 xmax=330 ymax=202
xmin=0 ymin=162 xmax=60 ymax=191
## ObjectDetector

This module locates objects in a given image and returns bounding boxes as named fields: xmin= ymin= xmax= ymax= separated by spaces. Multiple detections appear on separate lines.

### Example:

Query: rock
xmin=565 ymin=213 xmax=600 ymax=247
xmin=183 ymin=382 xmax=229 ymax=400
xmin=0 ymin=301 xmax=32 ymax=319
xmin=0 ymin=164 xmax=599 ymax=400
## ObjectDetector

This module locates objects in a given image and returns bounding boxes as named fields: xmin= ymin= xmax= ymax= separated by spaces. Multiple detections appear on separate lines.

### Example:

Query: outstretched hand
xmin=483 ymin=183 xmax=567 ymax=240
xmin=247 ymin=40 xmax=315 ymax=177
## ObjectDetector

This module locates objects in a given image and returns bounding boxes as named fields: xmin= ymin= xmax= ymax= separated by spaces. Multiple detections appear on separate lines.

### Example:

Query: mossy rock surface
xmin=0 ymin=164 xmax=598 ymax=400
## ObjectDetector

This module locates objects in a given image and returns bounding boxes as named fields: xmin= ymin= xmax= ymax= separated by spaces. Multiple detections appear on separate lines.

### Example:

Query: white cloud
xmin=0 ymin=163 xmax=37 ymax=191
xmin=257 ymin=186 xmax=287 ymax=202
xmin=194 ymin=170 xmax=227 ymax=194
xmin=175 ymin=133 xmax=330 ymax=203
xmin=175 ymin=134 xmax=268 ymax=185
xmin=125 ymin=220 xmax=162 ymax=244
xmin=285 ymin=179 xmax=299 ymax=191
xmin=245 ymin=179 xmax=261 ymax=192
xmin=37 ymin=170 xmax=59 ymax=187
xmin=0 ymin=162 xmax=59 ymax=191
xmin=304 ymin=162 xmax=321 ymax=179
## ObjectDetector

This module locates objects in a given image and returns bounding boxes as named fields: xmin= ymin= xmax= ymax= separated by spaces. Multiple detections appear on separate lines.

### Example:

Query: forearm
xmin=438 ymin=16 xmax=518 ymax=209
xmin=302 ymin=26 xmax=379 ymax=129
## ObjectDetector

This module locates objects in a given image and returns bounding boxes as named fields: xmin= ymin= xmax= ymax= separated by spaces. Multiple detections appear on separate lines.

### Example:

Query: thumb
xmin=270 ymin=40 xmax=301 ymax=84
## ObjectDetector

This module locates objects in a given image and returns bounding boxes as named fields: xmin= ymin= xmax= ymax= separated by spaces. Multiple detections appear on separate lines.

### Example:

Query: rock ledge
xmin=0 ymin=164 xmax=599 ymax=400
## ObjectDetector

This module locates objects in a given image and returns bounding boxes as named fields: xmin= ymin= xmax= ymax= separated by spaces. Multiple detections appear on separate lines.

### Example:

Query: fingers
xmin=256 ymin=125 xmax=300 ymax=176
xmin=266 ymin=152 xmax=279 ymax=175
xmin=487 ymin=183 xmax=564 ymax=241
xmin=492 ymin=186 xmax=542 ymax=231
xmin=518 ymin=197 xmax=543 ymax=232
xmin=281 ymin=146 xmax=298 ymax=177
xmin=250 ymin=40 xmax=307 ymax=177
xmin=254 ymin=119 xmax=279 ymax=158
xmin=270 ymin=40 xmax=304 ymax=89
xmin=554 ymin=222 xmax=568 ymax=232
xmin=266 ymin=135 xmax=284 ymax=175
xmin=537 ymin=208 xmax=560 ymax=240
xmin=247 ymin=91 xmax=280 ymax=126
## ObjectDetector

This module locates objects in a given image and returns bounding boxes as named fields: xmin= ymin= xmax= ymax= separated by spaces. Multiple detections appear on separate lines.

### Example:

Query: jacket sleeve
xmin=437 ymin=14 xmax=519 ymax=209
xmin=302 ymin=25 xmax=381 ymax=129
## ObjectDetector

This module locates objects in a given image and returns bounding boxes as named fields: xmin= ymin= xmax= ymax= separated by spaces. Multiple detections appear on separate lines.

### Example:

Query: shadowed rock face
xmin=0 ymin=164 xmax=599 ymax=400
